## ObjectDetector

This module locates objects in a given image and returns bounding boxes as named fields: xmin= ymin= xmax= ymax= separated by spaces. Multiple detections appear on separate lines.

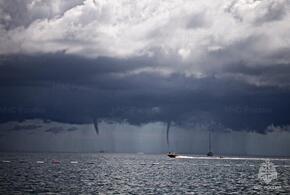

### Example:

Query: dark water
xmin=0 ymin=153 xmax=289 ymax=194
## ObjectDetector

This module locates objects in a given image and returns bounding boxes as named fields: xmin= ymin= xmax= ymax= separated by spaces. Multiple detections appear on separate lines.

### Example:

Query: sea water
xmin=0 ymin=153 xmax=289 ymax=194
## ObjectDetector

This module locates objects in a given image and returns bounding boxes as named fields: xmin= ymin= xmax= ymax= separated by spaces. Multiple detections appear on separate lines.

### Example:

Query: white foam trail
xmin=70 ymin=161 xmax=78 ymax=164
xmin=2 ymin=160 xmax=11 ymax=163
xmin=36 ymin=161 xmax=45 ymax=164
xmin=175 ymin=155 xmax=195 ymax=159
xmin=174 ymin=155 xmax=290 ymax=161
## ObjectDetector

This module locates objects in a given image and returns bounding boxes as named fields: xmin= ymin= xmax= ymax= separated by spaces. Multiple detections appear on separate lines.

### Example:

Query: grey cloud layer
xmin=0 ymin=0 xmax=83 ymax=29
xmin=0 ymin=0 xmax=290 ymax=133
xmin=1 ymin=0 xmax=290 ymax=87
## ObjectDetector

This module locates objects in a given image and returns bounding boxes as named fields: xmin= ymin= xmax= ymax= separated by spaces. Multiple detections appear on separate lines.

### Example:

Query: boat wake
xmin=174 ymin=155 xmax=290 ymax=161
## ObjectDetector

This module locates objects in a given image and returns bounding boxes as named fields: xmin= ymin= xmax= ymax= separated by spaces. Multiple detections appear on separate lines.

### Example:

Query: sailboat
xmin=207 ymin=129 xmax=214 ymax=156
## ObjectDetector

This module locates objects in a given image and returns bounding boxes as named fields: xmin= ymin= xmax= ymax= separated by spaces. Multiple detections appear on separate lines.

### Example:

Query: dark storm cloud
xmin=45 ymin=126 xmax=78 ymax=134
xmin=0 ymin=54 xmax=290 ymax=133
xmin=0 ymin=0 xmax=290 ymax=134
xmin=9 ymin=124 xmax=42 ymax=131
xmin=221 ymin=63 xmax=290 ymax=87
xmin=0 ymin=53 xmax=153 ymax=84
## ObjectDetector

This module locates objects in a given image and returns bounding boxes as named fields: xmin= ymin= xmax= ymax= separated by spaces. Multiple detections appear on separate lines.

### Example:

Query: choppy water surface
xmin=0 ymin=153 xmax=289 ymax=194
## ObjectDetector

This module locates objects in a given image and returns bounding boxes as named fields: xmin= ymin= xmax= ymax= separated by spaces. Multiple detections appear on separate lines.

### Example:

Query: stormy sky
xmin=0 ymin=0 xmax=290 ymax=155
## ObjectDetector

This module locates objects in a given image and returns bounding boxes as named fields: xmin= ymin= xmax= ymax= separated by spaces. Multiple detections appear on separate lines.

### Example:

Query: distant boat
xmin=167 ymin=152 xmax=178 ymax=158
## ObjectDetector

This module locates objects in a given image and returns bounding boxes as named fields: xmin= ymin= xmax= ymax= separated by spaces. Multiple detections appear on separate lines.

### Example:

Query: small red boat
xmin=52 ymin=160 xmax=61 ymax=164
